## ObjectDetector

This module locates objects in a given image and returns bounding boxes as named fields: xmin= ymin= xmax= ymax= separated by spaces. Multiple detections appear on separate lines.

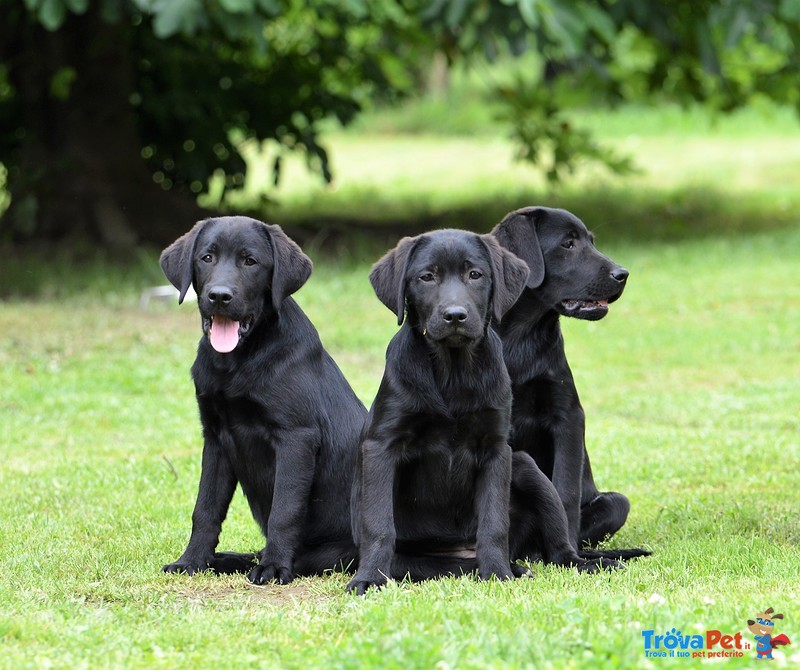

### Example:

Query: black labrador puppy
xmin=159 ymin=216 xmax=367 ymax=584
xmin=492 ymin=206 xmax=638 ymax=550
xmin=347 ymin=230 xmax=616 ymax=595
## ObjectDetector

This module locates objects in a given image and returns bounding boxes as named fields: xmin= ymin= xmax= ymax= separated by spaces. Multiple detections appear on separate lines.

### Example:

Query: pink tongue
xmin=597 ymin=300 xmax=609 ymax=307
xmin=209 ymin=316 xmax=240 ymax=353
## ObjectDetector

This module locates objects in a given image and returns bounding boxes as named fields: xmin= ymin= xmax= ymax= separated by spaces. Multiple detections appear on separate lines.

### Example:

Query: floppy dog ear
xmin=159 ymin=219 xmax=208 ymax=304
xmin=264 ymin=223 xmax=313 ymax=311
xmin=491 ymin=207 xmax=545 ymax=289
xmin=480 ymin=234 xmax=530 ymax=323
xmin=369 ymin=236 xmax=419 ymax=325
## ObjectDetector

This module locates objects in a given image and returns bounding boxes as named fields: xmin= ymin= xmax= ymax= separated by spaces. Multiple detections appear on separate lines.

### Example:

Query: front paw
xmin=478 ymin=564 xmax=517 ymax=581
xmin=248 ymin=562 xmax=293 ymax=585
xmin=162 ymin=555 xmax=212 ymax=576
xmin=346 ymin=572 xmax=388 ymax=595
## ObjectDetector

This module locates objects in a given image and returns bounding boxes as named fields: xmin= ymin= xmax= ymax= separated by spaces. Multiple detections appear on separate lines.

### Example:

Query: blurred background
xmin=1 ymin=0 xmax=798 ymax=272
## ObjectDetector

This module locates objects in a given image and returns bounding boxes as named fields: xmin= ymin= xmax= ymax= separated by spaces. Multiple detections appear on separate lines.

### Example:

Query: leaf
xmin=37 ymin=0 xmax=67 ymax=31
xmin=445 ymin=0 xmax=472 ymax=29
xmin=517 ymin=0 xmax=538 ymax=28
xmin=64 ymin=0 xmax=89 ymax=13
xmin=151 ymin=0 xmax=204 ymax=38
xmin=542 ymin=2 xmax=586 ymax=57
xmin=577 ymin=2 xmax=616 ymax=44
xmin=779 ymin=0 xmax=800 ymax=21
xmin=218 ymin=0 xmax=254 ymax=13
xmin=256 ymin=0 xmax=281 ymax=14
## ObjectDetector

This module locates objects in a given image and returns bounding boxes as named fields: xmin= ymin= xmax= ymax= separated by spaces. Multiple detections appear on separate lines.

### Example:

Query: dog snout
xmin=611 ymin=267 xmax=629 ymax=283
xmin=442 ymin=305 xmax=468 ymax=324
xmin=207 ymin=285 xmax=234 ymax=305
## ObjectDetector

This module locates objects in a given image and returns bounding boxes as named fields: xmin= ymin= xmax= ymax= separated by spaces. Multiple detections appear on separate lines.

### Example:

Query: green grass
xmin=1 ymin=225 xmax=799 ymax=668
xmin=2 ymin=101 xmax=800 ymax=667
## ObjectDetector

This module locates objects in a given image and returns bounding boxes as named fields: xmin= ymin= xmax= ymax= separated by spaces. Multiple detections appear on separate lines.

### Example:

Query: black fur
xmin=159 ymin=216 xmax=367 ymax=584
xmin=347 ymin=230 xmax=619 ymax=595
xmin=493 ymin=206 xmax=646 ymax=555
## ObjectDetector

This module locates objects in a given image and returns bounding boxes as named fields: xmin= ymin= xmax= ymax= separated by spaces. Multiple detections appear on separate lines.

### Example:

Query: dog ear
xmin=480 ymin=234 xmax=530 ymax=323
xmin=491 ymin=207 xmax=545 ymax=289
xmin=264 ymin=223 xmax=313 ymax=311
xmin=159 ymin=219 xmax=208 ymax=304
xmin=369 ymin=236 xmax=419 ymax=325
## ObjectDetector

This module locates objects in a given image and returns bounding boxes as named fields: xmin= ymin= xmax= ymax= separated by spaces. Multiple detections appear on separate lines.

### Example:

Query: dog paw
xmin=346 ymin=574 xmax=387 ymax=595
xmin=248 ymin=563 xmax=294 ymax=585
xmin=162 ymin=556 xmax=212 ymax=576
xmin=478 ymin=563 xmax=519 ymax=581
xmin=575 ymin=556 xmax=622 ymax=573
xmin=510 ymin=562 xmax=532 ymax=578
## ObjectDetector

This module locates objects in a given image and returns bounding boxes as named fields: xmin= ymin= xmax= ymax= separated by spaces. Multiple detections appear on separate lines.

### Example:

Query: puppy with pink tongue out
xmin=158 ymin=216 xmax=366 ymax=584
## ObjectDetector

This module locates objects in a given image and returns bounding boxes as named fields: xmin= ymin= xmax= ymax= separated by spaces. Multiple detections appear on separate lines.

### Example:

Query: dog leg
xmin=474 ymin=443 xmax=516 ymax=581
xmin=579 ymin=491 xmax=631 ymax=547
xmin=509 ymin=451 xmax=622 ymax=572
xmin=249 ymin=429 xmax=317 ymax=585
xmin=162 ymin=436 xmax=237 ymax=575
xmin=346 ymin=439 xmax=397 ymax=595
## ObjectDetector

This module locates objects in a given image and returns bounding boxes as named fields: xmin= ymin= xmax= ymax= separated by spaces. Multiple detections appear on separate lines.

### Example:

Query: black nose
xmin=207 ymin=286 xmax=234 ymax=305
xmin=442 ymin=306 xmax=468 ymax=324
xmin=611 ymin=267 xmax=629 ymax=283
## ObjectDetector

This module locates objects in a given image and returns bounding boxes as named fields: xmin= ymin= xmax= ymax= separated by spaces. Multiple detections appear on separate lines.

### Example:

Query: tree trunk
xmin=5 ymin=6 xmax=207 ymax=251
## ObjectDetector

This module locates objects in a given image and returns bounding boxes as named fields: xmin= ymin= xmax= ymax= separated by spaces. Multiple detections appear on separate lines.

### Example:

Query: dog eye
xmin=419 ymin=273 xmax=435 ymax=282
xmin=201 ymin=254 xmax=213 ymax=263
xmin=561 ymin=239 xmax=575 ymax=249
xmin=468 ymin=270 xmax=483 ymax=280
xmin=243 ymin=257 xmax=257 ymax=266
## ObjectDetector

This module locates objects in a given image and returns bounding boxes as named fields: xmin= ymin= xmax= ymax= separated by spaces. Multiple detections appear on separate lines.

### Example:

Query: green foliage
xmin=23 ymin=0 xmax=88 ymax=30
xmin=0 ymin=0 xmax=421 ymax=215
xmin=495 ymin=76 xmax=637 ymax=182
xmin=2 ymin=0 xmax=800 ymax=231
xmin=421 ymin=0 xmax=800 ymax=181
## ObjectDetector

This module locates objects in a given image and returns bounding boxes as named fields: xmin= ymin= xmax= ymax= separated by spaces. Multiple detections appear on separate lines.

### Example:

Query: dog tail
xmin=579 ymin=547 xmax=651 ymax=561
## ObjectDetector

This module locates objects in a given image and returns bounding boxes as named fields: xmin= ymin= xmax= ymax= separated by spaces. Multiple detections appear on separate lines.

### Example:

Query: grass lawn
xmin=1 ymin=104 xmax=800 ymax=668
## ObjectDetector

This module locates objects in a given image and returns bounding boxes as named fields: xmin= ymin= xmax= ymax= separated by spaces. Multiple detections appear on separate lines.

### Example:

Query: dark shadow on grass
xmin=1 ymin=184 xmax=796 ymax=297
xmin=258 ymin=184 xmax=798 ymax=261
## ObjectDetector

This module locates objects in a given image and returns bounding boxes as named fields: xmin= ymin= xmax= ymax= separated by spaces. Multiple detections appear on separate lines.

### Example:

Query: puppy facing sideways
xmin=159 ymin=216 xmax=367 ymax=584
xmin=347 ymin=229 xmax=618 ymax=595
xmin=493 ymin=206 xmax=647 ymax=556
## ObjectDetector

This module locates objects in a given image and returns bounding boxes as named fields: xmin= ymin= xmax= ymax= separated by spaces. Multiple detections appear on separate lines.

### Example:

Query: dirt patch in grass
xmin=173 ymin=576 xmax=345 ymax=606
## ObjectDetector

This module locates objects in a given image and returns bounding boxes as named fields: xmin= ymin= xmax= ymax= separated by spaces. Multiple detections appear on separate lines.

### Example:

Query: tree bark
xmin=5 ymin=6 xmax=207 ymax=251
